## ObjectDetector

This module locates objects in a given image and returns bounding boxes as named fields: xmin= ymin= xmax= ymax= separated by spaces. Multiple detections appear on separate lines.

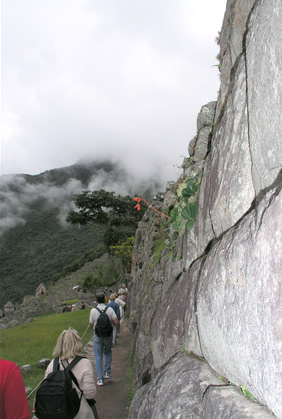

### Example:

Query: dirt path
xmin=85 ymin=319 xmax=130 ymax=419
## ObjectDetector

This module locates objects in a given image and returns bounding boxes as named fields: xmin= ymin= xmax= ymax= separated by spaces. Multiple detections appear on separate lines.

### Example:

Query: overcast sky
xmin=1 ymin=0 xmax=227 ymax=183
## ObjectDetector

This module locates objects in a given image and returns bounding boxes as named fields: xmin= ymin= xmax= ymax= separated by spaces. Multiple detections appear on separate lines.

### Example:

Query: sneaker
xmin=104 ymin=372 xmax=112 ymax=379
xmin=97 ymin=379 xmax=103 ymax=386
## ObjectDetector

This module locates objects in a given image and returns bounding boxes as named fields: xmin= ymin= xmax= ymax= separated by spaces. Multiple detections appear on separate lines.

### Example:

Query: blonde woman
xmin=44 ymin=328 xmax=96 ymax=419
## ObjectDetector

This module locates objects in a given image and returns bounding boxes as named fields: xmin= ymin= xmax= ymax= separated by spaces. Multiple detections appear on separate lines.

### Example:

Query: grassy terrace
xmin=0 ymin=309 xmax=93 ymax=412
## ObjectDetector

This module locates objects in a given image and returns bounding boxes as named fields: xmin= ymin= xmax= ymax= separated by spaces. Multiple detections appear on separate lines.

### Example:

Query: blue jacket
xmin=107 ymin=301 xmax=120 ymax=321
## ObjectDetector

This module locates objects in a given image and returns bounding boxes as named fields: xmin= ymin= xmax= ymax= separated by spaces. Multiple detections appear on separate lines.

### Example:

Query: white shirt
xmin=89 ymin=303 xmax=117 ymax=328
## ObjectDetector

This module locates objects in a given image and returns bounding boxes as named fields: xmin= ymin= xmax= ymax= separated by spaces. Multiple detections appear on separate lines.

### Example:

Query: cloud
xmin=0 ymin=176 xmax=28 ymax=234
xmin=0 ymin=160 xmax=165 ymax=234
xmin=0 ymin=215 xmax=26 ymax=232
xmin=1 ymin=0 xmax=226 ymax=179
xmin=0 ymin=175 xmax=83 ymax=234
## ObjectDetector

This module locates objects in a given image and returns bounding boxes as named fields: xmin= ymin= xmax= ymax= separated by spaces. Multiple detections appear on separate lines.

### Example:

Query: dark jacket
xmin=107 ymin=301 xmax=120 ymax=320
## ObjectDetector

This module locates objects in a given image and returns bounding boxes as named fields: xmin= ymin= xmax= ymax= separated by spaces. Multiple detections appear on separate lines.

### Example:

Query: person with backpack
xmin=36 ymin=328 xmax=96 ymax=419
xmin=89 ymin=292 xmax=119 ymax=386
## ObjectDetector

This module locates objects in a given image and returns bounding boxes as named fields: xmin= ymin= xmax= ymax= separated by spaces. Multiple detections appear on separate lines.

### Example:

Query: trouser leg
xmin=93 ymin=335 xmax=103 ymax=380
xmin=112 ymin=325 xmax=117 ymax=344
xmin=103 ymin=336 xmax=113 ymax=375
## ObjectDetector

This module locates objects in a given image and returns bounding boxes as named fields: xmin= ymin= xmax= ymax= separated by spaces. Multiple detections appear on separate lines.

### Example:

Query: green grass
xmin=0 ymin=309 xmax=93 ymax=412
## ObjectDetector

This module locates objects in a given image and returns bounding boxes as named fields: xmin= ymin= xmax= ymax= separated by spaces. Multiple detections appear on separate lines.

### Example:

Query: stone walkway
xmin=85 ymin=319 xmax=130 ymax=419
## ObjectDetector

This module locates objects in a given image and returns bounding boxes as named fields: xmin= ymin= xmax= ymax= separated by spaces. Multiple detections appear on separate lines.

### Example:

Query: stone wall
xmin=129 ymin=0 xmax=282 ymax=417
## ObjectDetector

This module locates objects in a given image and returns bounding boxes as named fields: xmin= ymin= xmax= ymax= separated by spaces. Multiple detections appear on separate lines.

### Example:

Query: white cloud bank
xmin=1 ymin=0 xmax=227 ymax=181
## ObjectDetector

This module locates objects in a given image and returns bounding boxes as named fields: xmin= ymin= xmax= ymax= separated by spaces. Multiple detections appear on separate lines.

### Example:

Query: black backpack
xmin=35 ymin=356 xmax=84 ymax=419
xmin=95 ymin=306 xmax=113 ymax=337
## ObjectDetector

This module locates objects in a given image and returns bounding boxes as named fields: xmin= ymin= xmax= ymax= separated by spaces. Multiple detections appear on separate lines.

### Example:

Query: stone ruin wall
xmin=129 ymin=0 xmax=282 ymax=417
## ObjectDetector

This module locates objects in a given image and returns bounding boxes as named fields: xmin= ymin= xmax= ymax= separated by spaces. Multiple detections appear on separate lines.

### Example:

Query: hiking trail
xmin=85 ymin=318 xmax=130 ymax=419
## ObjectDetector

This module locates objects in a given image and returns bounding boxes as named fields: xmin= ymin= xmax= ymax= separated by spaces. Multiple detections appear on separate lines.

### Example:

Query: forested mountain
xmin=0 ymin=160 xmax=161 ymax=307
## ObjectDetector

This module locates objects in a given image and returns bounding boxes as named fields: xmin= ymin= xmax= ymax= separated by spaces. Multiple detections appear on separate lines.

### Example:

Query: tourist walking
xmin=107 ymin=294 xmax=121 ymax=345
xmin=115 ymin=292 xmax=126 ymax=334
xmin=118 ymin=288 xmax=128 ymax=305
xmin=43 ymin=328 xmax=96 ymax=419
xmin=89 ymin=292 xmax=119 ymax=386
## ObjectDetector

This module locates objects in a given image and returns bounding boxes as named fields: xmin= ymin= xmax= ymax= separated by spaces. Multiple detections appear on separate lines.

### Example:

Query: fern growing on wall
xmin=171 ymin=174 xmax=202 ymax=235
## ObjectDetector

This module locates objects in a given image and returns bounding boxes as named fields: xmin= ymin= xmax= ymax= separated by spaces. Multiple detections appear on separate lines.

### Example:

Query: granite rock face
xmin=129 ymin=353 xmax=274 ymax=419
xmin=198 ymin=183 xmax=282 ymax=413
xmin=151 ymin=261 xmax=203 ymax=371
xmin=246 ymin=0 xmax=282 ymax=194
xmin=199 ymin=55 xmax=255 ymax=240
xmin=215 ymin=0 xmax=256 ymax=122
xmin=129 ymin=354 xmax=223 ymax=419
xmin=203 ymin=386 xmax=275 ymax=419
xmin=129 ymin=0 xmax=282 ymax=417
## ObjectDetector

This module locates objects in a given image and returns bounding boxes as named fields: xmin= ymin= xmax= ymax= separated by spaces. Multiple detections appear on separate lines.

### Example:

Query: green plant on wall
xmin=152 ymin=216 xmax=179 ymax=263
xmin=179 ymin=344 xmax=190 ymax=356
xmin=153 ymin=237 xmax=169 ymax=263
xmin=171 ymin=174 xmax=202 ymax=235
xmin=240 ymin=385 xmax=254 ymax=400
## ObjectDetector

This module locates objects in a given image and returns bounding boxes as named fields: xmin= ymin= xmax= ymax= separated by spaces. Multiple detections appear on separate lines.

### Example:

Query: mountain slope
xmin=0 ymin=160 xmax=161 ymax=307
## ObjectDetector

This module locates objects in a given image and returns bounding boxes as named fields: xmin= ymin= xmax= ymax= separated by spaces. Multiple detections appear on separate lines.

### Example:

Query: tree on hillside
xmin=110 ymin=236 xmax=135 ymax=274
xmin=66 ymin=189 xmax=144 ymax=247
xmin=82 ymin=257 xmax=121 ymax=292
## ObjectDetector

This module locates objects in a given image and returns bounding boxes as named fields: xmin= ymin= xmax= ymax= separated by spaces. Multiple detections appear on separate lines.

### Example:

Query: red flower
xmin=133 ymin=197 xmax=142 ymax=210
xmin=133 ymin=196 xmax=171 ymax=219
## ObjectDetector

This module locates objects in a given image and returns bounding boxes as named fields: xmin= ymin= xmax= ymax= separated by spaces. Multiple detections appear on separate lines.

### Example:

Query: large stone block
xmin=131 ymin=330 xmax=153 ymax=387
xmin=130 ymin=353 xmax=273 ymax=418
xmin=193 ymin=126 xmax=213 ymax=163
xmin=197 ymin=185 xmax=282 ymax=417
xmin=197 ymin=55 xmax=255 ymax=243
xmin=196 ymin=102 xmax=217 ymax=132
xmin=246 ymin=0 xmax=282 ymax=194
xmin=129 ymin=353 xmax=223 ymax=419
xmin=203 ymin=386 xmax=274 ymax=418
xmin=151 ymin=262 xmax=202 ymax=370
xmin=215 ymin=0 xmax=256 ymax=122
